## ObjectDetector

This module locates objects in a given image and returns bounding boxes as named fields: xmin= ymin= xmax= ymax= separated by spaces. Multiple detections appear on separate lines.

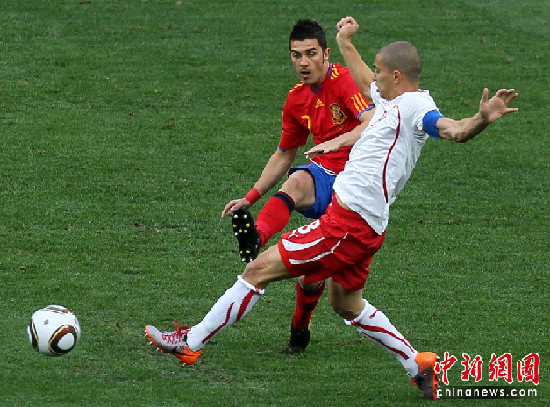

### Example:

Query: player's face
xmin=373 ymin=54 xmax=395 ymax=100
xmin=289 ymin=39 xmax=330 ymax=90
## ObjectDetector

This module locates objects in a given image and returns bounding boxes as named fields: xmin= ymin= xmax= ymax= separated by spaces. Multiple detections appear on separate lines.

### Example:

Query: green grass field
xmin=1 ymin=0 xmax=548 ymax=406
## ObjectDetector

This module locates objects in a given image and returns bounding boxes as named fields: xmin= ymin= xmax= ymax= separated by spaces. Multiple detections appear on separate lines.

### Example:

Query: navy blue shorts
xmin=288 ymin=163 xmax=337 ymax=219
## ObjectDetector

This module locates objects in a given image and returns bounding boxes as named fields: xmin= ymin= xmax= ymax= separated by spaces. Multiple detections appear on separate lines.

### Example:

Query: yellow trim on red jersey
xmin=351 ymin=93 xmax=370 ymax=112
xmin=289 ymin=82 xmax=305 ymax=93
xmin=330 ymin=64 xmax=340 ymax=80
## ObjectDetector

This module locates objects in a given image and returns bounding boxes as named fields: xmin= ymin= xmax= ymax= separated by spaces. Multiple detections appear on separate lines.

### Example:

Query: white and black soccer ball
xmin=27 ymin=305 xmax=81 ymax=356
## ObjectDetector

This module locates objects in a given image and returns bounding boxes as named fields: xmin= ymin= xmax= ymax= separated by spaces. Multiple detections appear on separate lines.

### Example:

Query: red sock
xmin=291 ymin=282 xmax=325 ymax=329
xmin=255 ymin=192 xmax=295 ymax=247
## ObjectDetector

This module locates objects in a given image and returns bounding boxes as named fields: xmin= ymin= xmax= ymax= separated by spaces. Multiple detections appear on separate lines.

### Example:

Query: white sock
xmin=186 ymin=275 xmax=264 ymax=351
xmin=349 ymin=299 xmax=419 ymax=376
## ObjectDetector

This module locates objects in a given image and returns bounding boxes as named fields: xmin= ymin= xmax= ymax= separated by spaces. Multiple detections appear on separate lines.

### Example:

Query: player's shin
xmin=186 ymin=275 xmax=264 ymax=351
xmin=292 ymin=281 xmax=325 ymax=329
xmin=348 ymin=299 xmax=419 ymax=376
xmin=255 ymin=192 xmax=295 ymax=247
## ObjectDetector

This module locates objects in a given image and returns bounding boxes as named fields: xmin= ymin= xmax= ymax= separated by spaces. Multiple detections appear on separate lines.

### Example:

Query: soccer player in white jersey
xmin=145 ymin=16 xmax=518 ymax=401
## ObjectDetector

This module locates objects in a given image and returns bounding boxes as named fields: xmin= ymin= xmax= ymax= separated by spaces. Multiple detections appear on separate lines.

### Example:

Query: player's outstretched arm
xmin=436 ymin=88 xmax=518 ymax=143
xmin=304 ymin=117 xmax=370 ymax=159
xmin=336 ymin=16 xmax=373 ymax=100
xmin=221 ymin=148 xmax=298 ymax=217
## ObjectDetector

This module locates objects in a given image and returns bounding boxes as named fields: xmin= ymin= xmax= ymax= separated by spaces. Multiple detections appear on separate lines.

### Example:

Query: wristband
xmin=244 ymin=188 xmax=261 ymax=204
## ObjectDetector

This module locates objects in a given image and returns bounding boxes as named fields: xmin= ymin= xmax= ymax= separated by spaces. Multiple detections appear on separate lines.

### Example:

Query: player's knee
xmin=242 ymin=263 xmax=264 ymax=288
xmin=282 ymin=171 xmax=314 ymax=206
xmin=241 ymin=256 xmax=274 ymax=289
xmin=330 ymin=300 xmax=361 ymax=320
xmin=299 ymin=278 xmax=325 ymax=295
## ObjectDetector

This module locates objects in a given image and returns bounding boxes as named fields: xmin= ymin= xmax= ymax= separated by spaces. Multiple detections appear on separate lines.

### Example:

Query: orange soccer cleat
xmin=145 ymin=321 xmax=203 ymax=366
xmin=411 ymin=352 xmax=440 ymax=400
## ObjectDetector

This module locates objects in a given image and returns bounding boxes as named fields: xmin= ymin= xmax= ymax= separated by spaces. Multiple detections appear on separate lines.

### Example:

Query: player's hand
xmin=221 ymin=198 xmax=251 ymax=218
xmin=336 ymin=16 xmax=359 ymax=43
xmin=479 ymin=88 xmax=519 ymax=124
xmin=304 ymin=139 xmax=341 ymax=160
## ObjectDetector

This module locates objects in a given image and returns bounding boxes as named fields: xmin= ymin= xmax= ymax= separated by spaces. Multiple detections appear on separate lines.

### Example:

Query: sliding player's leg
xmin=145 ymin=244 xmax=291 ymax=365
xmin=329 ymin=279 xmax=439 ymax=400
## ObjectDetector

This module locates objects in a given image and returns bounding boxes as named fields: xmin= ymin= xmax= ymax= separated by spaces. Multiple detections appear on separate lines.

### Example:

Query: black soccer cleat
xmin=232 ymin=207 xmax=261 ymax=263
xmin=285 ymin=325 xmax=311 ymax=354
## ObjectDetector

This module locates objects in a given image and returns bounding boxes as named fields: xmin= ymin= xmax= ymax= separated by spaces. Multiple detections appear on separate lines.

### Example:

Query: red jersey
xmin=279 ymin=62 xmax=371 ymax=174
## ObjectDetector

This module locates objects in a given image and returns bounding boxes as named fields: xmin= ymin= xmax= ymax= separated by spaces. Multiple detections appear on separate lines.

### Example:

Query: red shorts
xmin=278 ymin=196 xmax=385 ymax=291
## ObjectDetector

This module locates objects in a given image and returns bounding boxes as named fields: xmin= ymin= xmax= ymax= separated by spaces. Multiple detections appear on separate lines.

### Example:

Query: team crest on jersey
xmin=329 ymin=103 xmax=346 ymax=125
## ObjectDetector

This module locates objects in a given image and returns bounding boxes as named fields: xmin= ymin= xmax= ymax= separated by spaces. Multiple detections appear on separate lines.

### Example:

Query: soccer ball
xmin=27 ymin=305 xmax=81 ymax=356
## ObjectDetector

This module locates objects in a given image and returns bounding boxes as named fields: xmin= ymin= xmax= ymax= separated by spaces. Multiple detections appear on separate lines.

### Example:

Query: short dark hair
xmin=378 ymin=41 xmax=422 ymax=81
xmin=289 ymin=19 xmax=327 ymax=50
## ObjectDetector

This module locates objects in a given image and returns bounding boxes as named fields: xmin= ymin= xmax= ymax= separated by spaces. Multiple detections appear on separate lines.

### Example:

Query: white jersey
xmin=333 ymin=82 xmax=439 ymax=234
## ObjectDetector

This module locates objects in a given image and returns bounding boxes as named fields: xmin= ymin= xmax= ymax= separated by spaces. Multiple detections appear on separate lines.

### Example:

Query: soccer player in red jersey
xmin=221 ymin=19 xmax=373 ymax=352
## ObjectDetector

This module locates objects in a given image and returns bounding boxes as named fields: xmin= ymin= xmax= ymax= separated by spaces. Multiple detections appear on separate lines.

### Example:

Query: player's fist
xmin=336 ymin=16 xmax=359 ymax=42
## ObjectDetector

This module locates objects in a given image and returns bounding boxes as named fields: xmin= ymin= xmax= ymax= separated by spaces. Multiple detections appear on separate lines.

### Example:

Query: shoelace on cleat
xmin=161 ymin=320 xmax=190 ymax=344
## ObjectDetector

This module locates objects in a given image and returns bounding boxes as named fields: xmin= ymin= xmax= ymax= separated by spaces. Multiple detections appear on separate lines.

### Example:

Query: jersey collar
xmin=310 ymin=63 xmax=333 ymax=95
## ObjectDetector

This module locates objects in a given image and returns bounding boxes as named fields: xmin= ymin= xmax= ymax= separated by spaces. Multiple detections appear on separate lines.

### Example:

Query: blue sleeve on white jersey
xmin=357 ymin=105 xmax=375 ymax=119
xmin=423 ymin=109 xmax=444 ymax=139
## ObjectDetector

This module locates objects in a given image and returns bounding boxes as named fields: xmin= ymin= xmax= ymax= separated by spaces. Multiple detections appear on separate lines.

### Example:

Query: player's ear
xmin=324 ymin=47 xmax=331 ymax=62
xmin=393 ymin=69 xmax=402 ymax=84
